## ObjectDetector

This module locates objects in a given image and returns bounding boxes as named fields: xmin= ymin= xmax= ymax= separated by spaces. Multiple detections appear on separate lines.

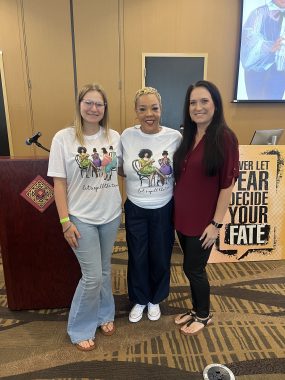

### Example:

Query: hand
xmin=63 ymin=222 xmax=81 ymax=248
xmin=271 ymin=37 xmax=285 ymax=53
xmin=199 ymin=224 xmax=219 ymax=249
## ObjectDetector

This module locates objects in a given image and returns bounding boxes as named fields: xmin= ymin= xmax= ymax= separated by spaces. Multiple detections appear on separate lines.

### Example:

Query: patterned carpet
xmin=0 ymin=223 xmax=285 ymax=380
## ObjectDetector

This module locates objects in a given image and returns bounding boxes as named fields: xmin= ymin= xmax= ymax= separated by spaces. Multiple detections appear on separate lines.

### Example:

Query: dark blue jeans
xmin=125 ymin=198 xmax=175 ymax=305
xmin=177 ymin=232 xmax=212 ymax=318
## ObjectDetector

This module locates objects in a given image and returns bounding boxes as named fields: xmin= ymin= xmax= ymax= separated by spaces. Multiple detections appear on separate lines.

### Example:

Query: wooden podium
xmin=0 ymin=157 xmax=81 ymax=310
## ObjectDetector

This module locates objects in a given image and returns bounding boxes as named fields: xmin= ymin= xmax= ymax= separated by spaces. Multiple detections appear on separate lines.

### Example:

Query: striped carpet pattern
xmin=0 ymin=224 xmax=284 ymax=379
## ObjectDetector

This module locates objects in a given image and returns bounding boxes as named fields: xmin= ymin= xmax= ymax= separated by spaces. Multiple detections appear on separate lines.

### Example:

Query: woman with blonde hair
xmin=48 ymin=83 xmax=121 ymax=350
xmin=118 ymin=87 xmax=181 ymax=323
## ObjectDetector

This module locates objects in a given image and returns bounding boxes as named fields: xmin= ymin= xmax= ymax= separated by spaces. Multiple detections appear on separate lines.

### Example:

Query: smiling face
xmin=135 ymin=94 xmax=161 ymax=134
xmin=189 ymin=87 xmax=215 ymax=129
xmin=80 ymin=90 xmax=105 ymax=127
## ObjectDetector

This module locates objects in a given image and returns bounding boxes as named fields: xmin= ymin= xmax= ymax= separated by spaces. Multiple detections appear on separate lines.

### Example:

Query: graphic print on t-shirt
xmin=132 ymin=148 xmax=173 ymax=187
xmin=75 ymin=145 xmax=117 ymax=180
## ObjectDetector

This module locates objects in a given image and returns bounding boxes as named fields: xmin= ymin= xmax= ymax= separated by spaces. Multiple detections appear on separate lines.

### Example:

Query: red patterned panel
xmin=20 ymin=175 xmax=54 ymax=212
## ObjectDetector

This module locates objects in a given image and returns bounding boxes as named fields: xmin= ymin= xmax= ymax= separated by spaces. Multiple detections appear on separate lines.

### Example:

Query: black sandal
xmin=180 ymin=313 xmax=213 ymax=336
xmin=174 ymin=309 xmax=196 ymax=325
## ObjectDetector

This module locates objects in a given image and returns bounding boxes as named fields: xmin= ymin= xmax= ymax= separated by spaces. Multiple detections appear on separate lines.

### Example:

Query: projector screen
xmin=234 ymin=0 xmax=285 ymax=102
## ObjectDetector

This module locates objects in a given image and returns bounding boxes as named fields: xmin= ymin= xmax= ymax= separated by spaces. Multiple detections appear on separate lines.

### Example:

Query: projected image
xmin=235 ymin=0 xmax=285 ymax=102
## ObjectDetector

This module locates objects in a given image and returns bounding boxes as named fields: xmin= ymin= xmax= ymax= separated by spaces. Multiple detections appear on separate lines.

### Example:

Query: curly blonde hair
xmin=134 ymin=87 xmax=162 ymax=108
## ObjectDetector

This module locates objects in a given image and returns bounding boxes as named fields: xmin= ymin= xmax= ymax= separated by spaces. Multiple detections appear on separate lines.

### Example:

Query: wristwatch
xmin=211 ymin=220 xmax=223 ymax=228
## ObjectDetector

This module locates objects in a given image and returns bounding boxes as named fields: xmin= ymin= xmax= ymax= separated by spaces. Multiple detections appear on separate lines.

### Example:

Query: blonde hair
xmin=134 ymin=86 xmax=162 ymax=108
xmin=74 ymin=83 xmax=109 ymax=146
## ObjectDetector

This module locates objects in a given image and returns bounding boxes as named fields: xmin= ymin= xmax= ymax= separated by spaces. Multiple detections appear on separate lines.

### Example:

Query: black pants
xmin=125 ymin=198 xmax=175 ymax=305
xmin=177 ymin=232 xmax=212 ymax=318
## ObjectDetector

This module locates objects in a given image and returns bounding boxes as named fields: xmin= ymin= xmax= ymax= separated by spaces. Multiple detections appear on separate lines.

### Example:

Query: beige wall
xmin=23 ymin=0 xmax=75 ymax=155
xmin=0 ymin=0 xmax=284 ymax=157
xmin=0 ymin=0 xmax=31 ymax=156
xmin=73 ymin=0 xmax=122 ymax=133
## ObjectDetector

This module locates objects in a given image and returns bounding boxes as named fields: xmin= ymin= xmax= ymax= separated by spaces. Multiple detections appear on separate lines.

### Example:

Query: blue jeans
xmin=67 ymin=214 xmax=121 ymax=344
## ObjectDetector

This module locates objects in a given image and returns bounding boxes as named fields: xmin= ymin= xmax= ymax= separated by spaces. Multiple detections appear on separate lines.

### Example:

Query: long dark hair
xmin=173 ymin=80 xmax=237 ymax=179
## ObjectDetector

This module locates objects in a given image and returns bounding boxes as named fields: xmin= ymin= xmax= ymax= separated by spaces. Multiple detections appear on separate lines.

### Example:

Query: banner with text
xmin=210 ymin=145 xmax=285 ymax=262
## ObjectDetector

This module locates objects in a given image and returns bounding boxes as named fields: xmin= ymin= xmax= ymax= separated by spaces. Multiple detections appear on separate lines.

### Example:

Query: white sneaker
xmin=147 ymin=303 xmax=161 ymax=321
xmin=129 ymin=304 xmax=146 ymax=323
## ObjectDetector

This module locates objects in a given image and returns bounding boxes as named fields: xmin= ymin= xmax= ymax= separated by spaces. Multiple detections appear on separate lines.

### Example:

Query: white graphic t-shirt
xmin=48 ymin=126 xmax=122 ymax=224
xmin=118 ymin=125 xmax=182 ymax=209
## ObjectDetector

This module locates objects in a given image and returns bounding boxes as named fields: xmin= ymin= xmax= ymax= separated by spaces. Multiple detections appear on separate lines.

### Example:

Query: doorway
xmin=142 ymin=54 xmax=207 ymax=130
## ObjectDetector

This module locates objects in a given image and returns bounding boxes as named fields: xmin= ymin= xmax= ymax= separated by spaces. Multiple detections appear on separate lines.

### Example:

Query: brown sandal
xmin=100 ymin=322 xmax=116 ymax=336
xmin=75 ymin=339 xmax=96 ymax=351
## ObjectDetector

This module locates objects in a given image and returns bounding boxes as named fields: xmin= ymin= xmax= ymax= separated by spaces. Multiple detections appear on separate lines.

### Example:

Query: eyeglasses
xmin=81 ymin=99 xmax=106 ymax=108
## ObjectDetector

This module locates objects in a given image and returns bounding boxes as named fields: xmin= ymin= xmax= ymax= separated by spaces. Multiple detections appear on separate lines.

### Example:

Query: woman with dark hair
xmin=76 ymin=146 xmax=91 ymax=178
xmin=91 ymin=148 xmax=101 ymax=167
xmin=137 ymin=149 xmax=155 ymax=174
xmin=173 ymin=80 xmax=239 ymax=335
xmin=158 ymin=150 xmax=172 ymax=175
xmin=241 ymin=0 xmax=285 ymax=100
xmin=137 ymin=148 xmax=165 ymax=184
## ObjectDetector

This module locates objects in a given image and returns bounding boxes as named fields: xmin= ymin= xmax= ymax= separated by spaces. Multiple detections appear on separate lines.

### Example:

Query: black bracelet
xmin=211 ymin=220 xmax=223 ymax=228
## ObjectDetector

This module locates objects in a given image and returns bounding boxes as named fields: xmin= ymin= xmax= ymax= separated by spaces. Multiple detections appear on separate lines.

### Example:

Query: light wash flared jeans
xmin=67 ymin=214 xmax=121 ymax=344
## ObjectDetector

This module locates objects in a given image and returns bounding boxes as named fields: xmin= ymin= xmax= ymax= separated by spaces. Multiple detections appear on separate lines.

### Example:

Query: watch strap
xmin=211 ymin=220 xmax=223 ymax=228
